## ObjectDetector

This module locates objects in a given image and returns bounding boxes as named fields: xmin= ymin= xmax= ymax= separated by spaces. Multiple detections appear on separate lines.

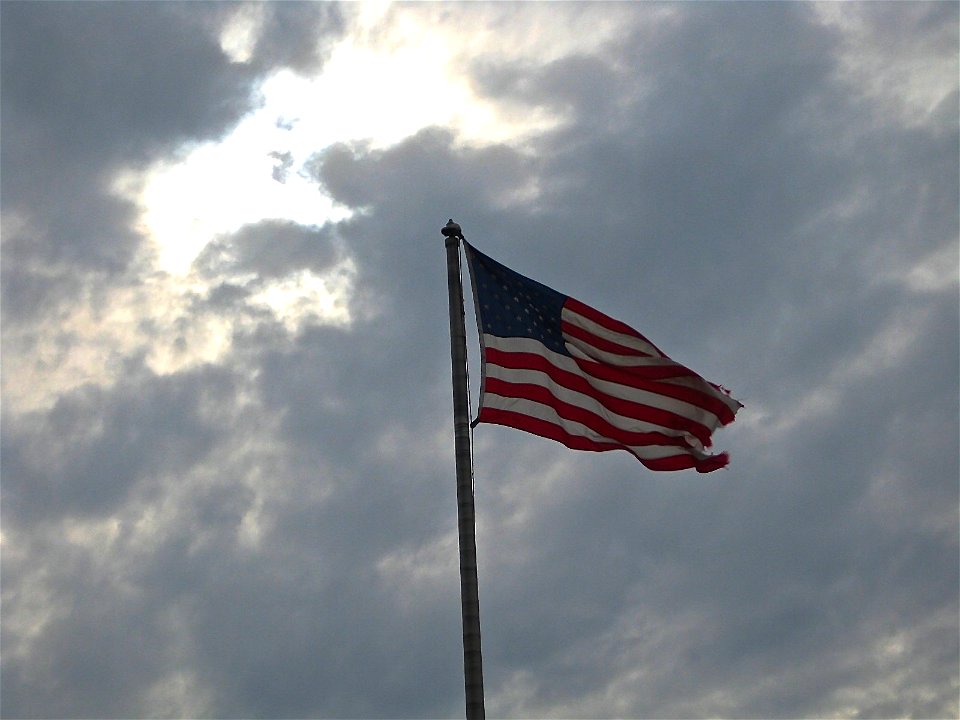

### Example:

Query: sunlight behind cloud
xmin=136 ymin=133 xmax=346 ymax=277
xmin=218 ymin=4 xmax=263 ymax=63
xmin=248 ymin=263 xmax=355 ymax=332
xmin=132 ymin=3 xmax=566 ymax=278
xmin=90 ymin=2 xmax=634 ymax=410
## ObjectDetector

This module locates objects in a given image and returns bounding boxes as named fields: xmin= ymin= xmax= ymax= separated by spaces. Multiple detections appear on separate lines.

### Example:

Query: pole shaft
xmin=444 ymin=233 xmax=485 ymax=720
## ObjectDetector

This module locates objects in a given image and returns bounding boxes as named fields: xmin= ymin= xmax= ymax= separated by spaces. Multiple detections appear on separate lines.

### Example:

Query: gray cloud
xmin=248 ymin=2 xmax=345 ymax=75
xmin=1 ymin=3 xmax=956 ymax=719
xmin=270 ymin=151 xmax=295 ymax=183
xmin=2 ymin=361 xmax=236 ymax=525
xmin=195 ymin=219 xmax=341 ymax=281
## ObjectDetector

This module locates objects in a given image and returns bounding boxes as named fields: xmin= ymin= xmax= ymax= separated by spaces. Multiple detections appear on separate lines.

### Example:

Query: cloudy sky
xmin=2 ymin=2 xmax=957 ymax=718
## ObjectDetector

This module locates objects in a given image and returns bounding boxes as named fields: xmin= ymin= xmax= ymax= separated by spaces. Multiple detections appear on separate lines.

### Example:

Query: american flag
xmin=464 ymin=242 xmax=741 ymax=472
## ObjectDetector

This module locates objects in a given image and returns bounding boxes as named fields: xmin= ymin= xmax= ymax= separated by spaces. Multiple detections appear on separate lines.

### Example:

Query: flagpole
xmin=442 ymin=219 xmax=485 ymax=720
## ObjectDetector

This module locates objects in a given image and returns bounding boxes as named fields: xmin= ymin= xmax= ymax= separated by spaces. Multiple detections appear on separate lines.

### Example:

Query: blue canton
xmin=465 ymin=243 xmax=568 ymax=356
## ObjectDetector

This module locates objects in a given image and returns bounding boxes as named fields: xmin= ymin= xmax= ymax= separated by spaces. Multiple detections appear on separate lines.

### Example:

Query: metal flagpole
xmin=441 ymin=219 xmax=485 ymax=720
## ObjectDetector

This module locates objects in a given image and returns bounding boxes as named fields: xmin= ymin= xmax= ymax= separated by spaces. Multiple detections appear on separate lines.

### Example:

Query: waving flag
xmin=463 ymin=242 xmax=741 ymax=472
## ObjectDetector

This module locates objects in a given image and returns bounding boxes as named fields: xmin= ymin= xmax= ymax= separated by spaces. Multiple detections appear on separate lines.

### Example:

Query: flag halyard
xmin=464 ymin=242 xmax=741 ymax=473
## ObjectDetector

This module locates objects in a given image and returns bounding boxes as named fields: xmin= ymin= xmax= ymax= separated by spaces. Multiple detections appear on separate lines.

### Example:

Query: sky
xmin=1 ymin=2 xmax=957 ymax=718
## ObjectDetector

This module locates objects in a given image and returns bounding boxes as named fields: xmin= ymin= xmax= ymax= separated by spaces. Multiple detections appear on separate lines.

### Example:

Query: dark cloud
xmin=305 ymin=127 xmax=537 ymax=331
xmin=247 ymin=2 xmax=345 ymax=75
xmin=2 ymin=361 xmax=235 ymax=526
xmin=471 ymin=3 xmax=844 ymax=313
xmin=194 ymin=219 xmax=342 ymax=280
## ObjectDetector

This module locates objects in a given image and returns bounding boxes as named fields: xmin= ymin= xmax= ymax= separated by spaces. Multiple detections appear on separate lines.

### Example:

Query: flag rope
xmin=459 ymin=241 xmax=477 ymax=496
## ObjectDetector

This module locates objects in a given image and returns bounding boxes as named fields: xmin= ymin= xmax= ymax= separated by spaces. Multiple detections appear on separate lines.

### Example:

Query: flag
xmin=463 ymin=242 xmax=741 ymax=473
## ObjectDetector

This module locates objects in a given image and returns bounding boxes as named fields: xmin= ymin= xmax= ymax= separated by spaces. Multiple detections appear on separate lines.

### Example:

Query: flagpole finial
xmin=441 ymin=219 xmax=463 ymax=240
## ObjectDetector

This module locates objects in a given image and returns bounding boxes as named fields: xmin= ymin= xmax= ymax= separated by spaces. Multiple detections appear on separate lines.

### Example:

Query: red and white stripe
xmin=477 ymin=298 xmax=741 ymax=472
